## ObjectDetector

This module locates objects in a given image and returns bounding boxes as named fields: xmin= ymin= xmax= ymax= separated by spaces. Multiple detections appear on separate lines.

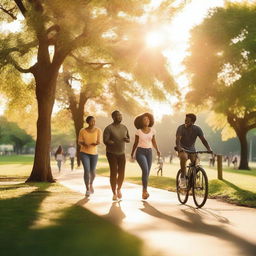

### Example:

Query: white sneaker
xmin=112 ymin=194 xmax=118 ymax=201
xmin=179 ymin=178 xmax=187 ymax=189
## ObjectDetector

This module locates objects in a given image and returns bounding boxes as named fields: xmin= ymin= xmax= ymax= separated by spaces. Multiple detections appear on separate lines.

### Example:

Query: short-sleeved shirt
xmin=135 ymin=128 xmax=156 ymax=149
xmin=68 ymin=147 xmax=76 ymax=158
xmin=176 ymin=124 xmax=203 ymax=152
xmin=78 ymin=127 xmax=101 ymax=155
xmin=103 ymin=123 xmax=129 ymax=155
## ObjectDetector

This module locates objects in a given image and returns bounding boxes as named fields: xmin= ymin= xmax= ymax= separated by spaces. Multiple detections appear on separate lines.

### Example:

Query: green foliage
xmin=0 ymin=116 xmax=34 ymax=153
xmin=185 ymin=2 xmax=256 ymax=117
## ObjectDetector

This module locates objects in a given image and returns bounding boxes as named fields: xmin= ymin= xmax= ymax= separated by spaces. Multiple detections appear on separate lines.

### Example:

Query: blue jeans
xmin=136 ymin=147 xmax=152 ymax=190
xmin=80 ymin=152 xmax=98 ymax=190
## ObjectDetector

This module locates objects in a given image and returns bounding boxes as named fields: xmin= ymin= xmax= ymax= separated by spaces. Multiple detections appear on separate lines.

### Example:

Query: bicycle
xmin=176 ymin=149 xmax=212 ymax=208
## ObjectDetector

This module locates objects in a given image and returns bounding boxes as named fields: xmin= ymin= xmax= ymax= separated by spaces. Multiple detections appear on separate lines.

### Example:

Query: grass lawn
xmin=0 ymin=181 xmax=146 ymax=256
xmin=0 ymin=155 xmax=34 ymax=164
xmin=1 ymin=155 xmax=256 ymax=207
xmin=97 ymin=158 xmax=256 ymax=208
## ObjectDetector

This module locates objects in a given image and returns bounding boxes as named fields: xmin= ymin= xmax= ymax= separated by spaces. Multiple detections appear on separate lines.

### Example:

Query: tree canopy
xmin=184 ymin=2 xmax=256 ymax=169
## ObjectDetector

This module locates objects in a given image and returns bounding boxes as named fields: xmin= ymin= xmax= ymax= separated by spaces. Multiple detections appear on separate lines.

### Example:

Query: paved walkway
xmin=57 ymin=168 xmax=256 ymax=256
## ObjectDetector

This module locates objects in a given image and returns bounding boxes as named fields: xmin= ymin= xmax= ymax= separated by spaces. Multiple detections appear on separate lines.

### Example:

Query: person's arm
xmin=96 ymin=129 xmax=101 ymax=145
xmin=131 ymin=135 xmax=139 ymax=158
xmin=91 ymin=129 xmax=101 ymax=146
xmin=199 ymin=136 xmax=212 ymax=152
xmin=152 ymin=135 xmax=161 ymax=157
xmin=103 ymin=126 xmax=114 ymax=145
xmin=175 ymin=126 xmax=183 ymax=152
xmin=78 ymin=130 xmax=88 ymax=147
xmin=124 ymin=128 xmax=130 ymax=143
xmin=175 ymin=135 xmax=182 ymax=152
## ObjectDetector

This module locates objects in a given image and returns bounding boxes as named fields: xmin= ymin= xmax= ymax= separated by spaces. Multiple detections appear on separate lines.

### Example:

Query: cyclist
xmin=175 ymin=113 xmax=212 ymax=188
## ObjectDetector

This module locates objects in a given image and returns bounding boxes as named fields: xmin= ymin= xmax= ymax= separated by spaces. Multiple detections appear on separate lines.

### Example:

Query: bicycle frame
xmin=176 ymin=148 xmax=213 ymax=208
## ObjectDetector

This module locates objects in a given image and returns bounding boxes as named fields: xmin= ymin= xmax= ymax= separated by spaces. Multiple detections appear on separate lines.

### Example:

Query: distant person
xmin=103 ymin=110 xmax=130 ymax=201
xmin=169 ymin=153 xmax=173 ymax=164
xmin=68 ymin=145 xmax=76 ymax=170
xmin=175 ymin=113 xmax=212 ymax=188
xmin=232 ymin=156 xmax=238 ymax=169
xmin=227 ymin=153 xmax=232 ymax=167
xmin=156 ymin=156 xmax=164 ymax=176
xmin=131 ymin=113 xmax=161 ymax=200
xmin=55 ymin=145 xmax=64 ymax=172
xmin=78 ymin=116 xmax=101 ymax=197
xmin=209 ymin=154 xmax=216 ymax=167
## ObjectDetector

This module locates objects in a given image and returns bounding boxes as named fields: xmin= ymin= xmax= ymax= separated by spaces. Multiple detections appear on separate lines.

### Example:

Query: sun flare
xmin=146 ymin=31 xmax=165 ymax=48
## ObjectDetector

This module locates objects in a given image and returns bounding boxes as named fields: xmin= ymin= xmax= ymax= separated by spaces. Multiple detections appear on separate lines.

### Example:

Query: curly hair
xmin=134 ymin=113 xmax=154 ymax=129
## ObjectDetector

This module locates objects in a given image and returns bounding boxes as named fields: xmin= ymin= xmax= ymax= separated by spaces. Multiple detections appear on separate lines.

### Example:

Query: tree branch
xmin=0 ymin=5 xmax=17 ymax=20
xmin=7 ymin=56 xmax=31 ymax=73
xmin=70 ymin=53 xmax=112 ymax=69
xmin=14 ymin=0 xmax=27 ymax=17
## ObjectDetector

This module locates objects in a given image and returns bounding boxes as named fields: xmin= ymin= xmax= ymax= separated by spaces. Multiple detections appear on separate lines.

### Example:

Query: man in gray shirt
xmin=176 ymin=113 xmax=212 ymax=188
xmin=103 ymin=110 xmax=130 ymax=200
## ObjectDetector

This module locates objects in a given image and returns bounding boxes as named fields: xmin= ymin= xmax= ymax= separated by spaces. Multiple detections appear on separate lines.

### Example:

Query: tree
xmin=0 ymin=116 xmax=34 ymax=153
xmin=53 ymin=1 xmax=180 ymax=166
xmin=1 ymin=0 xmax=174 ymax=181
xmin=184 ymin=2 xmax=256 ymax=169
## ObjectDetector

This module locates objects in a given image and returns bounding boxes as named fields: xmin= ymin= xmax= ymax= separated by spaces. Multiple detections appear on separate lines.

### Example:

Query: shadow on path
xmin=0 ymin=183 xmax=145 ymax=256
xmin=141 ymin=201 xmax=256 ymax=256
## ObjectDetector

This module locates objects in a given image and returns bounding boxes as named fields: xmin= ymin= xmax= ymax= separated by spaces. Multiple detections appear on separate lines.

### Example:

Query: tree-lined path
xmin=58 ymin=169 xmax=256 ymax=256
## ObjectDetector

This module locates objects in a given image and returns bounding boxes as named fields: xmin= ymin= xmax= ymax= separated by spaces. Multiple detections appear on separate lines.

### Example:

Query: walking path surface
xmin=57 ymin=168 xmax=256 ymax=256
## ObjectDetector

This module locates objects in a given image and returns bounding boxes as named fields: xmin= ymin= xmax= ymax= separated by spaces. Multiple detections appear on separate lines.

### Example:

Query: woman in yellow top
xmin=78 ymin=116 xmax=101 ymax=197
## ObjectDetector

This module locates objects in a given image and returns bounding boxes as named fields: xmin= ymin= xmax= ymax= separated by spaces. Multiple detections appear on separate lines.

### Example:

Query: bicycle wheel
xmin=176 ymin=169 xmax=189 ymax=204
xmin=192 ymin=167 xmax=208 ymax=208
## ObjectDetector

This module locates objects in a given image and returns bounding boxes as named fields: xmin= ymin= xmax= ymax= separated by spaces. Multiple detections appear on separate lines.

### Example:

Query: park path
xmin=57 ymin=168 xmax=256 ymax=256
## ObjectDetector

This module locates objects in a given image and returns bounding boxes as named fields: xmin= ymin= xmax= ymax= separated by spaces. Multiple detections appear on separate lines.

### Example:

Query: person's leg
xmin=89 ymin=154 xmax=98 ymax=193
xmin=71 ymin=157 xmax=74 ymax=170
xmin=145 ymin=148 xmax=152 ymax=177
xmin=57 ymin=160 xmax=61 ymax=172
xmin=116 ymin=154 xmax=126 ymax=198
xmin=188 ymin=154 xmax=197 ymax=166
xmin=136 ymin=148 xmax=149 ymax=191
xmin=106 ymin=153 xmax=118 ymax=197
xmin=80 ymin=152 xmax=90 ymax=194
xmin=178 ymin=151 xmax=188 ymax=178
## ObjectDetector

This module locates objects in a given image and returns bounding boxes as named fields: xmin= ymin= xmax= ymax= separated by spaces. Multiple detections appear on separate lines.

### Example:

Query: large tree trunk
xmin=237 ymin=131 xmax=250 ymax=170
xmin=74 ymin=114 xmax=83 ymax=167
xmin=64 ymin=74 xmax=88 ymax=167
xmin=69 ymin=101 xmax=86 ymax=167
xmin=27 ymin=67 xmax=59 ymax=182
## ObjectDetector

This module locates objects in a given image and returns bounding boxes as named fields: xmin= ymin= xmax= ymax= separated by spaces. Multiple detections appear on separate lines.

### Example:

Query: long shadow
xmin=0 ymin=183 xmax=145 ymax=256
xmin=102 ymin=201 xmax=126 ymax=225
xmin=141 ymin=201 xmax=256 ymax=256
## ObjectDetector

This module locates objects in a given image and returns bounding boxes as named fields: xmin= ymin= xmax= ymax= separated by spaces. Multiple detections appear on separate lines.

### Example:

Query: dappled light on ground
xmin=0 ymin=182 xmax=147 ymax=256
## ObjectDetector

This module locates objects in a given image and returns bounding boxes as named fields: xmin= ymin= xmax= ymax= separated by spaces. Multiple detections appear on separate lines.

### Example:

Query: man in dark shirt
xmin=176 ymin=113 xmax=212 ymax=188
xmin=103 ymin=110 xmax=130 ymax=200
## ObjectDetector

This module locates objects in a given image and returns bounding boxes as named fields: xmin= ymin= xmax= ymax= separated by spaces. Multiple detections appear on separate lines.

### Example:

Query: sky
xmin=0 ymin=0 xmax=249 ymax=118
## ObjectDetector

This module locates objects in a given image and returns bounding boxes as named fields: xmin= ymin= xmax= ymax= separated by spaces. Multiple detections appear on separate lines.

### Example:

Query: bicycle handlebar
xmin=174 ymin=147 xmax=213 ymax=154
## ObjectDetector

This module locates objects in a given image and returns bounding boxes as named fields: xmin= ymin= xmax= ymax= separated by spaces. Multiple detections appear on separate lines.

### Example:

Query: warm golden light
xmin=146 ymin=31 xmax=165 ymax=48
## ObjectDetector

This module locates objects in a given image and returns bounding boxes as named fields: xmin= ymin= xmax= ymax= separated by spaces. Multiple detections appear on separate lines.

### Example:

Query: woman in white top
xmin=131 ymin=113 xmax=161 ymax=199
xmin=55 ymin=145 xmax=64 ymax=172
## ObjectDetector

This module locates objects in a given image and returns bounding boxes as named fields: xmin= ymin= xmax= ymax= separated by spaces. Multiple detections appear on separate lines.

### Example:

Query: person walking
xmin=55 ymin=145 xmax=64 ymax=172
xmin=78 ymin=116 xmax=101 ymax=197
xmin=103 ymin=110 xmax=130 ymax=201
xmin=131 ymin=113 xmax=161 ymax=200
xmin=67 ymin=144 xmax=76 ymax=170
